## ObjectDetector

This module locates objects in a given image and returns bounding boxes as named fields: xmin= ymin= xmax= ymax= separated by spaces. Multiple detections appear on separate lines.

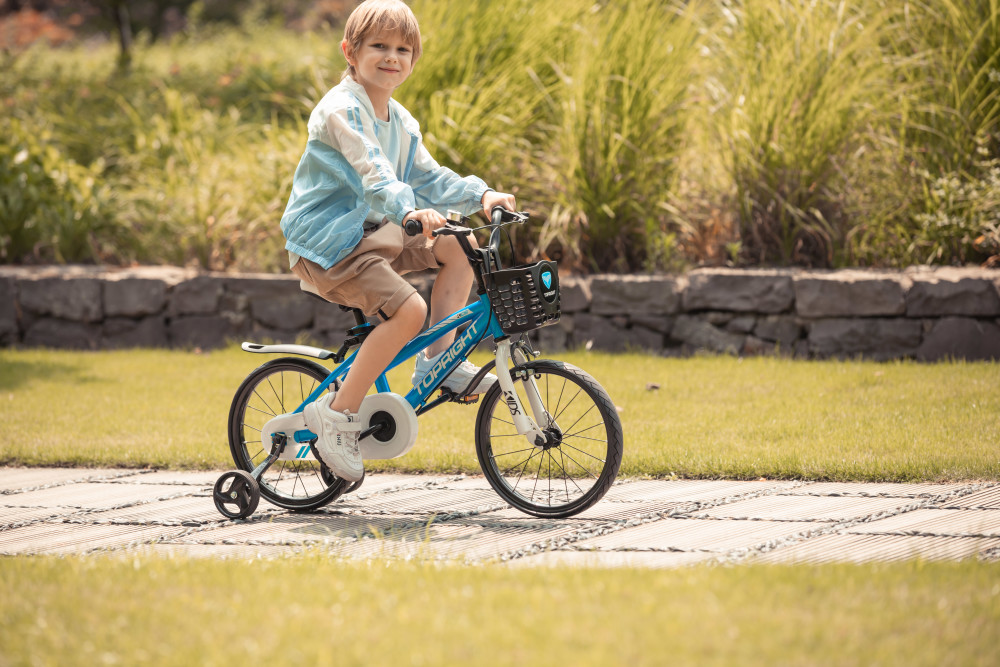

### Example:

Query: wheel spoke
xmin=499 ymin=449 xmax=539 ymax=477
xmin=252 ymin=386 xmax=279 ymax=418
xmin=491 ymin=414 xmax=515 ymax=428
xmin=490 ymin=446 xmax=537 ymax=459
xmin=511 ymin=448 xmax=541 ymax=491
xmin=552 ymin=386 xmax=583 ymax=424
xmin=564 ymin=421 xmax=606 ymax=440
xmin=558 ymin=447 xmax=601 ymax=480
xmin=561 ymin=441 xmax=607 ymax=463
xmin=560 ymin=402 xmax=598 ymax=440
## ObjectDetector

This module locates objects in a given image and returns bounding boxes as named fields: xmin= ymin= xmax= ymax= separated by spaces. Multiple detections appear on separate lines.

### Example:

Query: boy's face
xmin=343 ymin=30 xmax=415 ymax=99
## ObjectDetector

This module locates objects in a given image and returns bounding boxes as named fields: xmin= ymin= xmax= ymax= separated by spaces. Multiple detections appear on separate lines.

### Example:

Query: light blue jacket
xmin=280 ymin=78 xmax=490 ymax=270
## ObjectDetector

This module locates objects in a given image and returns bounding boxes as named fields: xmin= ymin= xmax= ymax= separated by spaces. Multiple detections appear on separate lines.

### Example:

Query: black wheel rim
xmin=477 ymin=362 xmax=621 ymax=517
xmin=213 ymin=472 xmax=258 ymax=519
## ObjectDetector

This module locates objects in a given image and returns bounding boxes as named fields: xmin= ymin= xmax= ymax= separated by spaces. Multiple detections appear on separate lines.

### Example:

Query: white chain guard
xmin=358 ymin=392 xmax=418 ymax=460
xmin=259 ymin=393 xmax=417 ymax=461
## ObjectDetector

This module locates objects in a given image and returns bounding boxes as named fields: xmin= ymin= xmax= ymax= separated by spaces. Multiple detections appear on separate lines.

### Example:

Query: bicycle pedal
xmin=454 ymin=393 xmax=480 ymax=405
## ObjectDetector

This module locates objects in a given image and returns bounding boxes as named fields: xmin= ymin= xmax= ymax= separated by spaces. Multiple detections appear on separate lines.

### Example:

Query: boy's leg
xmin=425 ymin=234 xmax=476 ymax=358
xmin=330 ymin=292 xmax=426 ymax=414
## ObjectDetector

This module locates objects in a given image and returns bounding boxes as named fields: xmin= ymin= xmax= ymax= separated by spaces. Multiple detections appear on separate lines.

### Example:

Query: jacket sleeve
xmin=324 ymin=104 xmax=417 ymax=224
xmin=409 ymin=141 xmax=491 ymax=216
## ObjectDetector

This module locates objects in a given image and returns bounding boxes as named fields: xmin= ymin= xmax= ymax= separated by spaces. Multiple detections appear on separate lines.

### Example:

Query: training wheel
xmin=213 ymin=470 xmax=260 ymax=519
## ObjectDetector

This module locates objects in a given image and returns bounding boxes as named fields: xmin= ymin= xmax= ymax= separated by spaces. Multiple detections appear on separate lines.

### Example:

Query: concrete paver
xmin=1 ymin=467 xmax=996 ymax=567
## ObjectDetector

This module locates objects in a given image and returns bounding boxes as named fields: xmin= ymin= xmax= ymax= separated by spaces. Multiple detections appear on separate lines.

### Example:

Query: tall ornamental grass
xmin=707 ymin=0 xmax=891 ymax=267
xmin=1 ymin=0 xmax=998 ymax=271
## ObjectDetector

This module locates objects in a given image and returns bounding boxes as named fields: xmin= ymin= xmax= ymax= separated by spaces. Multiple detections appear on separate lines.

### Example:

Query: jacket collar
xmin=340 ymin=76 xmax=397 ymax=123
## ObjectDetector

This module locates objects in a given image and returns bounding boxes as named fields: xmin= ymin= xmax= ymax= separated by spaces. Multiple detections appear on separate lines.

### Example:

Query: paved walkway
xmin=1 ymin=467 xmax=998 ymax=567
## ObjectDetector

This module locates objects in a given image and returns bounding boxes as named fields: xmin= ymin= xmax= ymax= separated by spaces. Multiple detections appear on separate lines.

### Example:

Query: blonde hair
xmin=342 ymin=0 xmax=422 ymax=80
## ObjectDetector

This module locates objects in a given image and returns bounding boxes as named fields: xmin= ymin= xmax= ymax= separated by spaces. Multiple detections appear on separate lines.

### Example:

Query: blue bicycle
xmin=214 ymin=208 xmax=623 ymax=520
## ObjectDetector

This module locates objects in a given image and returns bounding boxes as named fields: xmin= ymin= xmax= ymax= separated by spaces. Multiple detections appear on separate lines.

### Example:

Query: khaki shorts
xmin=291 ymin=222 xmax=438 ymax=319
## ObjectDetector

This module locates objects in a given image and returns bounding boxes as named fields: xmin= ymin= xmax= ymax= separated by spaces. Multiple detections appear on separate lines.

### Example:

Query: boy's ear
xmin=340 ymin=39 xmax=354 ymax=66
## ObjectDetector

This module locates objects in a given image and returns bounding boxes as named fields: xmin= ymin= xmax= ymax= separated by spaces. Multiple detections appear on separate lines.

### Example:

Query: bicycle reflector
xmin=486 ymin=260 xmax=561 ymax=334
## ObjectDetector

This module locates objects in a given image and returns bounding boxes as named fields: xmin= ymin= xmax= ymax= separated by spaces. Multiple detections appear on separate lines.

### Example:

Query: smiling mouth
xmin=379 ymin=67 xmax=400 ymax=73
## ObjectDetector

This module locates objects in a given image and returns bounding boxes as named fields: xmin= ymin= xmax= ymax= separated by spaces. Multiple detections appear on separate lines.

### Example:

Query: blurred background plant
xmin=0 ymin=0 xmax=997 ymax=272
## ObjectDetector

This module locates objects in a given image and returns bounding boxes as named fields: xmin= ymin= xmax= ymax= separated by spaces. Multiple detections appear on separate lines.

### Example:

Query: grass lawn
xmin=0 ymin=347 xmax=997 ymax=481
xmin=1 ymin=556 xmax=997 ymax=666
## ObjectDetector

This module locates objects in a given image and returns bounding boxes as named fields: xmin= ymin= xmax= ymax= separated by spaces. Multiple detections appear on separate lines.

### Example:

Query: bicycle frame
xmin=279 ymin=290 xmax=548 ymax=447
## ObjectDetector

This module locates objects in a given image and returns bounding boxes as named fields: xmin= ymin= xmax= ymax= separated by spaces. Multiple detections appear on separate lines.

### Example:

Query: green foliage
xmin=709 ymin=0 xmax=890 ymax=267
xmin=2 ymin=0 xmax=1000 ymax=271
xmin=540 ymin=0 xmax=700 ymax=272
xmin=0 ymin=117 xmax=118 ymax=263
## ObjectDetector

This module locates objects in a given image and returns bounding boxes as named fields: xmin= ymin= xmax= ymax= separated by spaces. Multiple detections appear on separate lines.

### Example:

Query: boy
xmin=280 ymin=0 xmax=516 ymax=482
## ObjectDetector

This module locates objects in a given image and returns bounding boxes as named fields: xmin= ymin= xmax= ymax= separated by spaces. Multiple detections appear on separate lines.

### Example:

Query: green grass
xmin=1 ymin=347 xmax=997 ymax=481
xmin=1 ymin=555 xmax=997 ymax=666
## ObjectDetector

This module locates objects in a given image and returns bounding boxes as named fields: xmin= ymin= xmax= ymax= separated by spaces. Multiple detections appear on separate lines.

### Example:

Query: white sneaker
xmin=303 ymin=398 xmax=364 ymax=482
xmin=412 ymin=350 xmax=498 ymax=396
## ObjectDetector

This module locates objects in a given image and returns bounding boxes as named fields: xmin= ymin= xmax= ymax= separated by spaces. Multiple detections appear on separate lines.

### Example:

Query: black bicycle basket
xmin=485 ymin=260 xmax=561 ymax=334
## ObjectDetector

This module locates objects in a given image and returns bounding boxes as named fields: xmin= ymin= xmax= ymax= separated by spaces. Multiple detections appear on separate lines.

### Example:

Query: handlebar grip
xmin=491 ymin=206 xmax=506 ymax=225
xmin=403 ymin=218 xmax=423 ymax=236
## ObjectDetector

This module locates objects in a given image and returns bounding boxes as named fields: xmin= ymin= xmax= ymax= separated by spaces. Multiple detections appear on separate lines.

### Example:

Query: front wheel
xmin=475 ymin=360 xmax=623 ymax=518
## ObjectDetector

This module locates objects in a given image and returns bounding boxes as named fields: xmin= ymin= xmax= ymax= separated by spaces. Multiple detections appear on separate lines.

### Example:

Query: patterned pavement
xmin=2 ymin=467 xmax=998 ymax=567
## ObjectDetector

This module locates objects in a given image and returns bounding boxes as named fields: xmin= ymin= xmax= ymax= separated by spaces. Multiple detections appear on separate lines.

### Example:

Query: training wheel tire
xmin=213 ymin=470 xmax=260 ymax=519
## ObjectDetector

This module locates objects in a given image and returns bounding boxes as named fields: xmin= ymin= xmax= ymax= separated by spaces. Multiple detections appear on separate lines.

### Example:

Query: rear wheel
xmin=475 ymin=360 xmax=623 ymax=518
xmin=227 ymin=357 xmax=348 ymax=511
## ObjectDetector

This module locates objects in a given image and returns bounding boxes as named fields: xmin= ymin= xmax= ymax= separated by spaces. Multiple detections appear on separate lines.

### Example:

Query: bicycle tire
xmin=227 ymin=357 xmax=348 ymax=511
xmin=475 ymin=359 xmax=623 ymax=518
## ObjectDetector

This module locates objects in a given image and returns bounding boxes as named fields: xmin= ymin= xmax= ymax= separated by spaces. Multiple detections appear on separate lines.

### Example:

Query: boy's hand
xmin=402 ymin=209 xmax=447 ymax=239
xmin=482 ymin=190 xmax=516 ymax=215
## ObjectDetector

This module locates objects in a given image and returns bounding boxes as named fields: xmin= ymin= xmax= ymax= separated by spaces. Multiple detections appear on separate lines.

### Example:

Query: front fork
xmin=494 ymin=339 xmax=551 ymax=447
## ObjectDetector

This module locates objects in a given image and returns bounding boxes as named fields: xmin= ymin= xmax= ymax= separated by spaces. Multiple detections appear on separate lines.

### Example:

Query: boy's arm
xmin=409 ymin=142 xmax=490 ymax=216
xmin=324 ymin=107 xmax=417 ymax=224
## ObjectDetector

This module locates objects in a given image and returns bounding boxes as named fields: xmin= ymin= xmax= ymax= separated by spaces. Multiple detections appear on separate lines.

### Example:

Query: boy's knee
xmin=394 ymin=293 xmax=427 ymax=331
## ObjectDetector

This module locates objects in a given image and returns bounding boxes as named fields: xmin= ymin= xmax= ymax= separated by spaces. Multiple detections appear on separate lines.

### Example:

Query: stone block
xmin=169 ymin=315 xmax=237 ymax=349
xmin=559 ymin=276 xmax=592 ymax=313
xmin=314 ymin=301 xmax=358 ymax=333
xmin=905 ymin=268 xmax=1000 ymax=317
xmin=629 ymin=314 xmax=674 ymax=335
xmin=683 ymin=269 xmax=794 ymax=313
xmin=754 ymin=315 xmax=801 ymax=346
xmin=0 ymin=276 xmax=18 ymax=344
xmin=807 ymin=318 xmax=921 ymax=360
xmin=795 ymin=271 xmax=909 ymax=318
xmin=102 ymin=316 xmax=168 ymax=349
xmin=573 ymin=313 xmax=627 ymax=352
xmin=726 ymin=315 xmax=757 ymax=334
xmin=917 ymin=317 xmax=1000 ymax=361
xmin=24 ymin=318 xmax=100 ymax=349
xmin=225 ymin=275 xmax=313 ymax=331
xmin=18 ymin=276 xmax=102 ymax=322
xmin=528 ymin=321 xmax=569 ymax=353
xmin=169 ymin=276 xmax=223 ymax=316
xmin=670 ymin=315 xmax=744 ymax=354
xmin=743 ymin=335 xmax=780 ymax=356
xmin=590 ymin=275 xmax=682 ymax=316
xmin=622 ymin=324 xmax=665 ymax=351
xmin=103 ymin=278 xmax=167 ymax=317
xmin=250 ymin=292 xmax=313 ymax=331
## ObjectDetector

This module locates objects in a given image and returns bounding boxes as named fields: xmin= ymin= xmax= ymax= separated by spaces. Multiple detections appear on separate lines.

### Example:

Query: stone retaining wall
xmin=1 ymin=265 xmax=998 ymax=361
